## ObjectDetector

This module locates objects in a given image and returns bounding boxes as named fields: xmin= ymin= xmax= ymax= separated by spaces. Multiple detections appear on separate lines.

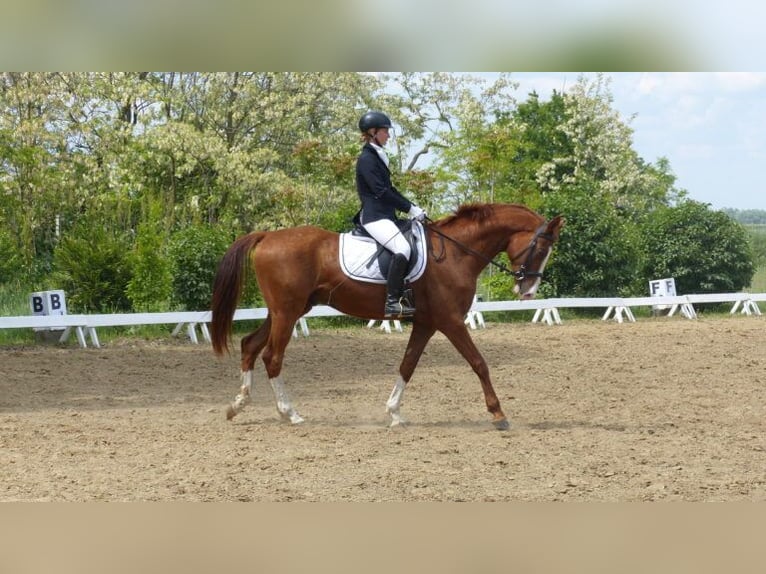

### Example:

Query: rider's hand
xmin=408 ymin=204 xmax=426 ymax=221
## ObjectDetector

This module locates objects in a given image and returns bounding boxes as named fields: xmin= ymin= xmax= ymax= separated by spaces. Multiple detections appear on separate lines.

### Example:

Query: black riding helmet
xmin=358 ymin=111 xmax=392 ymax=132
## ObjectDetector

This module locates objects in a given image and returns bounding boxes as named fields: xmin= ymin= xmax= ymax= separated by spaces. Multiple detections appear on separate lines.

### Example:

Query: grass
xmin=0 ymin=281 xmax=37 ymax=345
xmin=0 ymin=281 xmax=31 ymax=315
xmin=745 ymin=224 xmax=766 ymax=292
xmin=748 ymin=267 xmax=766 ymax=292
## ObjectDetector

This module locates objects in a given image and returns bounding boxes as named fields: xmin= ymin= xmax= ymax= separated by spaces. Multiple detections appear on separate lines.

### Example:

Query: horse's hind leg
xmin=262 ymin=313 xmax=304 ymax=424
xmin=226 ymin=318 xmax=271 ymax=420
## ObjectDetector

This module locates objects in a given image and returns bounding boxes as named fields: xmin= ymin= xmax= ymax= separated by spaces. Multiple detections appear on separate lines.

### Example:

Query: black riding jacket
xmin=355 ymin=143 xmax=413 ymax=224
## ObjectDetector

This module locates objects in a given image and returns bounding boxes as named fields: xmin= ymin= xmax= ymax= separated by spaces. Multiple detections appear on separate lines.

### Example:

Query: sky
xmin=507 ymin=72 xmax=766 ymax=212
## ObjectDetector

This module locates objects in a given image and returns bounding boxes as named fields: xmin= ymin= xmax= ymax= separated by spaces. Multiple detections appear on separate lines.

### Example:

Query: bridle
xmin=425 ymin=218 xmax=554 ymax=281
xmin=507 ymin=223 xmax=555 ymax=280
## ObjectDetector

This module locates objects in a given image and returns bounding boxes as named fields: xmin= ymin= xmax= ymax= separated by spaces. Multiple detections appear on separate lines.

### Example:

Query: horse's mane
xmin=435 ymin=202 xmax=540 ymax=227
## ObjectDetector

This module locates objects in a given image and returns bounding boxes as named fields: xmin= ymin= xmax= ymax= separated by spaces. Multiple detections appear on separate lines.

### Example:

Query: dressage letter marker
xmin=649 ymin=278 xmax=677 ymax=298
xmin=31 ymin=294 xmax=45 ymax=314
xmin=29 ymin=290 xmax=68 ymax=316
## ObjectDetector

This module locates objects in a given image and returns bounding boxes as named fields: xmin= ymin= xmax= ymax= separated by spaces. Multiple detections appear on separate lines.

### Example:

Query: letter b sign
xmin=29 ymin=290 xmax=67 ymax=316
xmin=31 ymin=294 xmax=45 ymax=314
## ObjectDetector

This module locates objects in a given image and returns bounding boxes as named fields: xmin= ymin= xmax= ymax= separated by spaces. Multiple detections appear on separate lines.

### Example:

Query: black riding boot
xmin=384 ymin=253 xmax=416 ymax=318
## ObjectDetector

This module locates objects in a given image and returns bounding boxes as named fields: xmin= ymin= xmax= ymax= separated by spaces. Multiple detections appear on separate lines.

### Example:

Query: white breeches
xmin=362 ymin=219 xmax=411 ymax=260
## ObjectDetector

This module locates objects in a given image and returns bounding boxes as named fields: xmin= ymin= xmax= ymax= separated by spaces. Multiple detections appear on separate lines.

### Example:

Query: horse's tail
xmin=210 ymin=232 xmax=267 ymax=356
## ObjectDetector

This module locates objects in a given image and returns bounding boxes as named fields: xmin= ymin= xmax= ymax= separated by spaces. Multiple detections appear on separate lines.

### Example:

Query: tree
xmin=135 ymin=73 xmax=374 ymax=231
xmin=536 ymin=74 xmax=684 ymax=217
xmin=0 ymin=73 xmax=74 ymax=275
xmin=641 ymin=201 xmax=755 ymax=294
xmin=507 ymin=90 xmax=570 ymax=204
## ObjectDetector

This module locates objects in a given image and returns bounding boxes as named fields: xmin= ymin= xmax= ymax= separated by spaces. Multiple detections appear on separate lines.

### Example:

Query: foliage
xmin=640 ymin=200 xmax=755 ymax=294
xmin=0 ymin=72 xmax=757 ymax=316
xmin=535 ymin=75 xmax=685 ymax=216
xmin=0 ymin=228 xmax=22 ymax=284
xmin=541 ymin=185 xmax=645 ymax=297
xmin=0 ymin=281 xmax=36 ymax=344
xmin=0 ymin=280 xmax=30 ymax=316
xmin=126 ymin=214 xmax=173 ymax=312
xmin=397 ymin=73 xmax=519 ymax=211
xmin=507 ymin=90 xmax=570 ymax=203
xmin=168 ymin=224 xmax=232 ymax=310
xmin=51 ymin=223 xmax=133 ymax=312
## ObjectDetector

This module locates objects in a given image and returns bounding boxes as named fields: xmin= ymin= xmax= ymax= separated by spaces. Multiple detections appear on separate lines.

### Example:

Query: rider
xmin=355 ymin=111 xmax=426 ymax=318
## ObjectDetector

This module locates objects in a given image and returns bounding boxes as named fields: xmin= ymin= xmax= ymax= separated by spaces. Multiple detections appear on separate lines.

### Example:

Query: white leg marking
xmin=386 ymin=375 xmax=407 ymax=427
xmin=269 ymin=376 xmax=304 ymax=424
xmin=230 ymin=370 xmax=254 ymax=416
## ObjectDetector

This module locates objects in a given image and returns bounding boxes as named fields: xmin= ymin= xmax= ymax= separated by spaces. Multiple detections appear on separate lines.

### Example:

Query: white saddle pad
xmin=338 ymin=221 xmax=427 ymax=284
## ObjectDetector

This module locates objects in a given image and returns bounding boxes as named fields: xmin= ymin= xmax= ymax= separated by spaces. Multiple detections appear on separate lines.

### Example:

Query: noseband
xmin=507 ymin=223 xmax=555 ymax=280
xmin=426 ymin=219 xmax=554 ymax=281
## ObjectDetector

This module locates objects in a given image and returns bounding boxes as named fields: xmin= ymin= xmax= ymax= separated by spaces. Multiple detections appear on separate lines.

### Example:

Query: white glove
xmin=408 ymin=204 xmax=426 ymax=221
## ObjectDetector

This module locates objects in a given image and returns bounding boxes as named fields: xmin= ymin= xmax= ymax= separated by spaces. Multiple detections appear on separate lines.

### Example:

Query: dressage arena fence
xmin=1 ymin=292 xmax=763 ymax=349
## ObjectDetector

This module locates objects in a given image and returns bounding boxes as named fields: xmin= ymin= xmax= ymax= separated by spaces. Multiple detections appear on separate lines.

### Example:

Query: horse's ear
xmin=546 ymin=215 xmax=565 ymax=238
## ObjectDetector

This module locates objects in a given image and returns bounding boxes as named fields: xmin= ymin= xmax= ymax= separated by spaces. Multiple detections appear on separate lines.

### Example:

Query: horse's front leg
xmin=387 ymin=322 xmax=435 ymax=427
xmin=442 ymin=322 xmax=509 ymax=430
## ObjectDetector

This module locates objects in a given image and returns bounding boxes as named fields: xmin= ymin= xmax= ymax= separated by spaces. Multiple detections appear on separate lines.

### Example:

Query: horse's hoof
xmin=493 ymin=418 xmax=510 ymax=431
xmin=280 ymin=410 xmax=305 ymax=424
xmin=225 ymin=405 xmax=237 ymax=420
xmin=389 ymin=415 xmax=408 ymax=428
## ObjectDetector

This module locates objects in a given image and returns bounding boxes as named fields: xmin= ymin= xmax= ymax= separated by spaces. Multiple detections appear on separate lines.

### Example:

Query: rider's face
xmin=374 ymin=127 xmax=390 ymax=146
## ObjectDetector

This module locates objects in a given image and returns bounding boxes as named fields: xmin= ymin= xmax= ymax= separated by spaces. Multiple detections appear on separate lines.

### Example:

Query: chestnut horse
xmin=210 ymin=203 xmax=564 ymax=430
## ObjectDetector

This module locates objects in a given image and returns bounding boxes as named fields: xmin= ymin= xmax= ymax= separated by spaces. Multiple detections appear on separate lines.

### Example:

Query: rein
xmin=425 ymin=217 xmax=553 ymax=281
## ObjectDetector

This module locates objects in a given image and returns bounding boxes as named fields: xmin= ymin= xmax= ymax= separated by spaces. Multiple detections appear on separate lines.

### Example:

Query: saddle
xmin=338 ymin=219 xmax=428 ymax=285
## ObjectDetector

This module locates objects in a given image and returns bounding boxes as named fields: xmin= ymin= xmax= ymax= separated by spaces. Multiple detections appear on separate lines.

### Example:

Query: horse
xmin=210 ymin=203 xmax=564 ymax=430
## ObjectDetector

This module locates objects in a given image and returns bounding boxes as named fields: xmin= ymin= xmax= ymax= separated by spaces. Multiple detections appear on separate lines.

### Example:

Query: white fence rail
xmin=1 ymin=293 xmax=762 ymax=348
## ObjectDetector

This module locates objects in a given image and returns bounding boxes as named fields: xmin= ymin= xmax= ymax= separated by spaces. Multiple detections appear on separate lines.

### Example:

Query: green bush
xmin=168 ymin=224 xmax=232 ymax=311
xmin=481 ymin=261 xmax=516 ymax=301
xmin=640 ymin=201 xmax=755 ymax=294
xmin=126 ymin=220 xmax=173 ymax=312
xmin=542 ymin=186 xmax=645 ymax=297
xmin=52 ymin=224 xmax=133 ymax=312
xmin=478 ymin=257 xmax=556 ymax=302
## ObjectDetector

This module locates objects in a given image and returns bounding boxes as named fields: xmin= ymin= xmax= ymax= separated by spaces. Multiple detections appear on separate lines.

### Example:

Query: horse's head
xmin=508 ymin=215 xmax=564 ymax=299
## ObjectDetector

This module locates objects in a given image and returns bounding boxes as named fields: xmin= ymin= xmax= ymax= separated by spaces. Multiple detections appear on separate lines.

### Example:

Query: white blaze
xmin=514 ymin=249 xmax=551 ymax=298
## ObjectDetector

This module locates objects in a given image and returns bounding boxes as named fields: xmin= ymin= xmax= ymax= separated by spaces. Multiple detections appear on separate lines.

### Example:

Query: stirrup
xmin=384 ymin=299 xmax=416 ymax=318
